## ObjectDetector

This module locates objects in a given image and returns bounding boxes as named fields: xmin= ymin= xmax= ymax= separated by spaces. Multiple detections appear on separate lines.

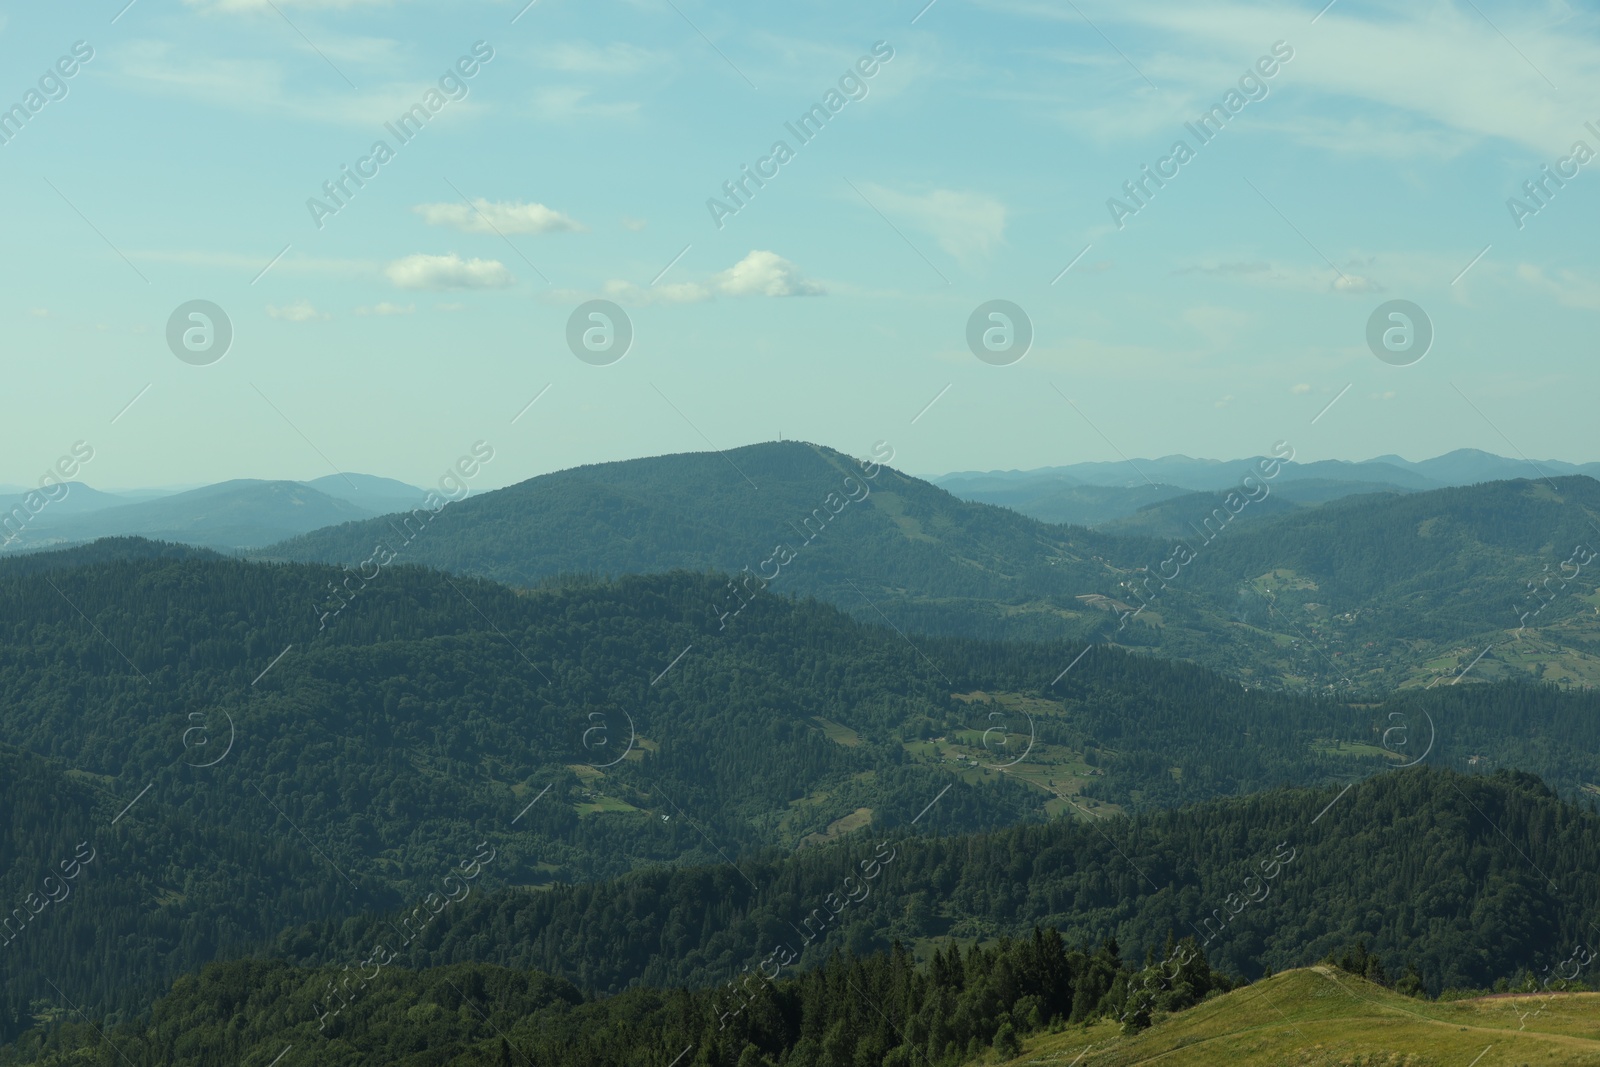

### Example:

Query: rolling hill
xmin=264 ymin=441 xmax=1144 ymax=648
xmin=0 ymin=482 xmax=129 ymax=520
xmin=933 ymin=448 xmax=1600 ymax=529
xmin=0 ymin=474 xmax=429 ymax=555
xmin=2 ymin=479 xmax=371 ymax=551
xmin=1004 ymin=967 xmax=1600 ymax=1066
xmin=265 ymin=441 xmax=1600 ymax=693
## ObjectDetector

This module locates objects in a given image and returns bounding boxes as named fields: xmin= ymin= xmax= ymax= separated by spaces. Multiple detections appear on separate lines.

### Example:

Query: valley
xmin=2 ymin=448 xmax=1598 ymax=1065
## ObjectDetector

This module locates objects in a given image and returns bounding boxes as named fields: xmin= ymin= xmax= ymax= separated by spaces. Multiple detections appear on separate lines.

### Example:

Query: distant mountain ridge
xmin=10 ymin=444 xmax=1600 ymax=691
xmin=937 ymin=448 xmax=1600 ymax=489
xmin=0 ymin=474 xmax=427 ymax=552
xmin=934 ymin=448 xmax=1600 ymax=529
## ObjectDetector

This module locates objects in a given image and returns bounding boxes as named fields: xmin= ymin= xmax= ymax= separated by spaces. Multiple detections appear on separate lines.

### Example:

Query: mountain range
xmin=6 ymin=442 xmax=1598 ymax=692
xmin=0 ymin=474 xmax=429 ymax=551
xmin=3 ymin=443 xmax=1600 ymax=1065
xmin=933 ymin=448 xmax=1600 ymax=527
xmin=260 ymin=441 xmax=1600 ymax=692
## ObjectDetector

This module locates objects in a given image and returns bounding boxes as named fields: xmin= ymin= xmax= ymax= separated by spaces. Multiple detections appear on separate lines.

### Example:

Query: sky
xmin=1 ymin=0 xmax=1597 ymax=491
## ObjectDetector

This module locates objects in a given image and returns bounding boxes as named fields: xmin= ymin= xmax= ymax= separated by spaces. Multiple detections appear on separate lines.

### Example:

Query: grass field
xmin=573 ymin=794 xmax=638 ymax=815
xmin=798 ymin=806 xmax=873 ymax=848
xmin=810 ymin=716 xmax=862 ymax=746
xmin=996 ymin=967 xmax=1600 ymax=1066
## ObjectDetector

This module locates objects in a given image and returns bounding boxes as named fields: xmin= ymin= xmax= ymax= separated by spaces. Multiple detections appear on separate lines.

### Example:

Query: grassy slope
xmin=1003 ymin=967 xmax=1600 ymax=1066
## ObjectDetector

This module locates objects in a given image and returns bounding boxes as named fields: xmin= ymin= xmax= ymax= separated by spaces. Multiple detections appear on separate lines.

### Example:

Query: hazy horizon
xmin=5 ymin=1 xmax=1598 ymax=491
xmin=4 ymin=439 xmax=1598 ymax=497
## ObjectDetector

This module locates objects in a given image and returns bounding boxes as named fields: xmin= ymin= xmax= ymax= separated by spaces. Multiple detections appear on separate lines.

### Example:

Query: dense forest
xmin=2 ymin=542 xmax=1598 ymax=1051
xmin=263 ymin=767 xmax=1599 ymax=999
xmin=0 ymin=930 xmax=1234 ymax=1067
xmin=3 ymin=766 xmax=1593 ymax=1067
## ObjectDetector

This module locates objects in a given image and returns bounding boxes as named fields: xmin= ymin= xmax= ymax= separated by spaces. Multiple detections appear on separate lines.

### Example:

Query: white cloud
xmin=28 ymin=308 xmax=49 ymax=318
xmin=1253 ymin=115 xmax=1476 ymax=162
xmin=385 ymin=253 xmax=515 ymax=290
xmin=413 ymin=199 xmax=585 ymax=235
xmin=1291 ymin=383 xmax=1312 ymax=395
xmin=856 ymin=184 xmax=1007 ymax=264
xmin=621 ymin=217 xmax=649 ymax=232
xmin=267 ymin=300 xmax=329 ymax=322
xmin=592 ymin=251 xmax=823 ymax=305
xmin=715 ymin=251 xmax=825 ymax=297
xmin=356 ymin=301 xmax=415 ymax=316
xmin=988 ymin=0 xmax=1597 ymax=159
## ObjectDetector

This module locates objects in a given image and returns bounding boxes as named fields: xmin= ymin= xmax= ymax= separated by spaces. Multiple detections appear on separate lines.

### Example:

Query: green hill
xmin=1188 ymin=476 xmax=1600 ymax=654
xmin=263 ymin=440 xmax=1140 ymax=648
xmin=1006 ymin=967 xmax=1600 ymax=1066
xmin=263 ymin=441 xmax=1600 ymax=693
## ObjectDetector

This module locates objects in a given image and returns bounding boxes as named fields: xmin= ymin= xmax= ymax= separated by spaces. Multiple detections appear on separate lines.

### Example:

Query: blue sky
xmin=1 ymin=0 xmax=1597 ymax=490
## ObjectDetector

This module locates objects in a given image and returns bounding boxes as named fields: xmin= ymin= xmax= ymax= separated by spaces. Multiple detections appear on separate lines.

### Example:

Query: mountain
xmin=0 ymin=475 xmax=428 ymax=554
xmin=936 ymin=455 xmax=1437 ymax=494
xmin=1376 ymin=447 xmax=1600 ymax=486
xmin=265 ymin=441 xmax=1600 ymax=693
xmin=1095 ymin=487 xmax=1300 ymax=540
xmin=928 ymin=477 xmax=1196 ymax=525
xmin=303 ymin=473 xmax=428 ymax=515
xmin=1177 ymin=475 xmax=1600 ymax=687
xmin=934 ymin=473 xmax=1416 ymax=529
xmin=0 ymin=482 xmax=128 ymax=519
xmin=1 ymin=479 xmax=377 ymax=551
xmin=264 ymin=441 xmax=1143 ymax=647
xmin=931 ymin=450 xmax=1600 ymax=528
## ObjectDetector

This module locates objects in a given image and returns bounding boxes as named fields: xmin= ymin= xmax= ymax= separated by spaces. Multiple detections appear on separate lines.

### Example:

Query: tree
xmin=994 ymin=1021 xmax=1022 ymax=1058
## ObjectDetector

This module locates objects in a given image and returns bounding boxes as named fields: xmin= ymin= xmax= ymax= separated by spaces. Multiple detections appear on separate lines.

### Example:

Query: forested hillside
xmin=3 ymin=768 xmax=1593 ymax=1067
xmin=260 ymin=767 xmax=1597 ymax=1000
xmin=264 ymin=440 xmax=1137 ymax=646
xmin=263 ymin=442 xmax=1600 ymax=692
xmin=0 ymin=931 xmax=1231 ymax=1067
xmin=0 ymin=546 xmax=1048 ymax=1040
xmin=3 ymin=542 xmax=1599 ymax=1047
